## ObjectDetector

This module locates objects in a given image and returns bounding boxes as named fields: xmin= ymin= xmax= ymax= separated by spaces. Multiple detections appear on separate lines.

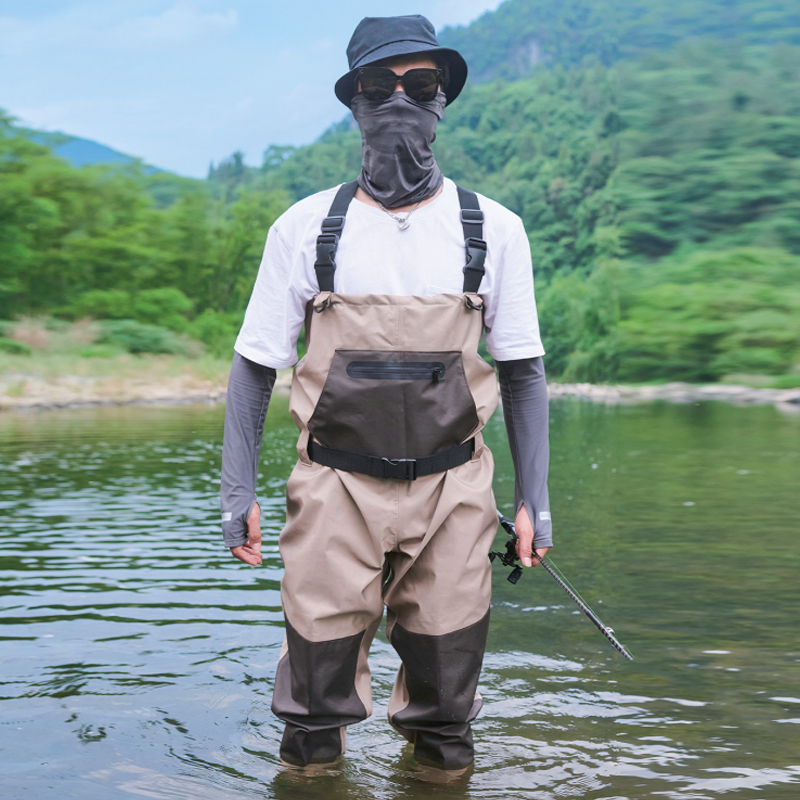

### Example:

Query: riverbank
xmin=2 ymin=354 xmax=799 ymax=412
xmin=0 ymin=354 xmax=237 ymax=411
xmin=548 ymin=381 xmax=800 ymax=412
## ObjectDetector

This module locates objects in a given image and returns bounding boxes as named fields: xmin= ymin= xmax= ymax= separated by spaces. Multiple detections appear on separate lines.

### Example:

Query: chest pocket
xmin=308 ymin=349 xmax=480 ymax=460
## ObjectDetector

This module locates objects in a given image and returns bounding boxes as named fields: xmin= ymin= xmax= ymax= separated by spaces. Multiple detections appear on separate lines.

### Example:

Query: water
xmin=1 ymin=396 xmax=799 ymax=799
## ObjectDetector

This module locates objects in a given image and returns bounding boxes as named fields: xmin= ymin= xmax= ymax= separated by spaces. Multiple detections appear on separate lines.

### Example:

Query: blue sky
xmin=0 ymin=1 xmax=503 ymax=177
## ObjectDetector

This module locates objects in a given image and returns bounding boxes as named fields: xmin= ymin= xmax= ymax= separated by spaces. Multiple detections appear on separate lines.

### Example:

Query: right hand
xmin=229 ymin=503 xmax=262 ymax=566
xmin=514 ymin=504 xmax=550 ymax=567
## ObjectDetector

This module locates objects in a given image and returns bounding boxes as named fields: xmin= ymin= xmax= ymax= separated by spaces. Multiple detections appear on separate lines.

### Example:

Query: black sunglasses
xmin=357 ymin=67 xmax=443 ymax=103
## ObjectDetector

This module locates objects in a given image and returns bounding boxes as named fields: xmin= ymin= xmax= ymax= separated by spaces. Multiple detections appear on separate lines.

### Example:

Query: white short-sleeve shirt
xmin=235 ymin=177 xmax=545 ymax=369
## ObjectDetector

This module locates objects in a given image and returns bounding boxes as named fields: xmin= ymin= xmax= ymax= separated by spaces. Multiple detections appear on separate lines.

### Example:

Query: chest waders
xmin=273 ymin=181 xmax=500 ymax=770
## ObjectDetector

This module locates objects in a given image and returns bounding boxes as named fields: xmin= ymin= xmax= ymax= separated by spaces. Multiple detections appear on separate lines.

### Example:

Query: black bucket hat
xmin=334 ymin=15 xmax=468 ymax=108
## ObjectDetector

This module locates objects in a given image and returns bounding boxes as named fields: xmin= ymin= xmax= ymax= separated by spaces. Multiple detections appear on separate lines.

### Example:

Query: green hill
xmin=0 ymin=110 xmax=287 ymax=358
xmin=439 ymin=0 xmax=800 ymax=81
xmin=5 ymin=0 xmax=800 ymax=384
xmin=41 ymin=133 xmax=140 ymax=168
xmin=256 ymin=34 xmax=800 ymax=385
xmin=23 ymin=129 xmax=159 ymax=170
xmin=16 ymin=127 xmax=195 ymax=208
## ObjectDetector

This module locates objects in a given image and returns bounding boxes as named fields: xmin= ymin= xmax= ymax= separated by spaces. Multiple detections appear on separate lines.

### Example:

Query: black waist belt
xmin=307 ymin=438 xmax=475 ymax=481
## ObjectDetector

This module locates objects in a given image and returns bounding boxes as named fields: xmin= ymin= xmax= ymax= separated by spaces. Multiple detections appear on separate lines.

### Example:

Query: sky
xmin=0 ymin=0 xmax=504 ymax=177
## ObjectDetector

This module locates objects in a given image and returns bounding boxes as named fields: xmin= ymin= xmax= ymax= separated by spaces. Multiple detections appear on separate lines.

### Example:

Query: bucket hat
xmin=334 ymin=15 xmax=468 ymax=108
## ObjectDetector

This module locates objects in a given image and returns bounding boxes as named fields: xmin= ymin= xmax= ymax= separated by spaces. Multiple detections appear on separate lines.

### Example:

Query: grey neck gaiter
xmin=351 ymin=91 xmax=446 ymax=209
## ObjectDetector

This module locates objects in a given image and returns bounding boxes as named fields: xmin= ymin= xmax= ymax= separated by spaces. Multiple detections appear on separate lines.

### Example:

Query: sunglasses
xmin=357 ymin=67 xmax=443 ymax=103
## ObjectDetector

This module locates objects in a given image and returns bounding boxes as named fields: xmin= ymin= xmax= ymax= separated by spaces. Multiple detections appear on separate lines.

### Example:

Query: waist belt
xmin=307 ymin=438 xmax=475 ymax=481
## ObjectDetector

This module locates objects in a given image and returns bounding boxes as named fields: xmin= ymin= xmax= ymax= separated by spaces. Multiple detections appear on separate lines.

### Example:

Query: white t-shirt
xmin=235 ymin=177 xmax=545 ymax=369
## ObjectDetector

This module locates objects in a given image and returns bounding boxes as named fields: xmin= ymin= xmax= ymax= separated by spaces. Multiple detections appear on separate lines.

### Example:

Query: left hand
xmin=229 ymin=502 xmax=262 ymax=566
xmin=515 ymin=504 xmax=551 ymax=567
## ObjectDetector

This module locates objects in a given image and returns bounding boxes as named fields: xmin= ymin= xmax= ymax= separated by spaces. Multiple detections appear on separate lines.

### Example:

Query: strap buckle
xmin=315 ymin=233 xmax=339 ymax=268
xmin=321 ymin=216 xmax=346 ymax=235
xmin=464 ymin=238 xmax=487 ymax=269
xmin=463 ymin=237 xmax=487 ymax=287
xmin=313 ymin=291 xmax=332 ymax=313
xmin=460 ymin=209 xmax=484 ymax=225
xmin=465 ymin=236 xmax=487 ymax=255
xmin=381 ymin=457 xmax=417 ymax=481
xmin=316 ymin=232 xmax=340 ymax=248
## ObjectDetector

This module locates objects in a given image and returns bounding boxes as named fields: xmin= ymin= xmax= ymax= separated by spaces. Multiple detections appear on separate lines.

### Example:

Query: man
xmin=220 ymin=15 xmax=552 ymax=772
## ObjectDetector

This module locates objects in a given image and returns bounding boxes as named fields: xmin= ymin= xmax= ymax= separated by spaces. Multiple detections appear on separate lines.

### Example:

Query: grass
xmin=0 ymin=350 xmax=234 ymax=408
xmin=0 ymin=350 xmax=231 ymax=382
xmin=2 ymin=317 xmax=797 ymax=409
xmin=0 ymin=318 xmax=236 ymax=408
xmin=719 ymin=373 xmax=800 ymax=390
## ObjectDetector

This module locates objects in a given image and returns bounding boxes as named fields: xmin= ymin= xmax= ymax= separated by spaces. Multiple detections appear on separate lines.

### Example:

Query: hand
xmin=229 ymin=503 xmax=262 ymax=566
xmin=514 ymin=504 xmax=551 ymax=567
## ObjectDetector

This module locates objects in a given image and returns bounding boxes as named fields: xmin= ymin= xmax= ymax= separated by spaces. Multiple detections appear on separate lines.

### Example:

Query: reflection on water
xmin=1 ymin=397 xmax=799 ymax=799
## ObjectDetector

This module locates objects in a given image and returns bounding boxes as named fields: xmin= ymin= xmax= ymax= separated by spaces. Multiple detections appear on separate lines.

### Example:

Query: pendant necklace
xmin=375 ymin=198 xmax=423 ymax=230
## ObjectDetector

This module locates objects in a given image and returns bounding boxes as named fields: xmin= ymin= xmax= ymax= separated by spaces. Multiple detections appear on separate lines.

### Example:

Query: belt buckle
xmin=381 ymin=457 xmax=417 ymax=481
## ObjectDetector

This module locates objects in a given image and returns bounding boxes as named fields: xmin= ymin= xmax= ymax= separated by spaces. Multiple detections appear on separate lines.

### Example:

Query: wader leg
xmin=273 ymin=618 xmax=381 ymax=766
xmin=385 ymin=447 xmax=497 ymax=770
xmin=387 ymin=612 xmax=490 ymax=770
xmin=272 ymin=461 xmax=388 ymax=766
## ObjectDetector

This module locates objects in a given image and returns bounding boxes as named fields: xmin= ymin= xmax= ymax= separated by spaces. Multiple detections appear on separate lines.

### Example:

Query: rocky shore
xmin=547 ymin=381 xmax=800 ymax=412
xmin=0 ymin=372 xmax=228 ymax=411
xmin=2 ymin=367 xmax=799 ymax=412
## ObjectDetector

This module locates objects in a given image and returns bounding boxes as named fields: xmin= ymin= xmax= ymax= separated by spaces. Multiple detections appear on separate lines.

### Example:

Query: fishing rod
xmin=490 ymin=512 xmax=634 ymax=661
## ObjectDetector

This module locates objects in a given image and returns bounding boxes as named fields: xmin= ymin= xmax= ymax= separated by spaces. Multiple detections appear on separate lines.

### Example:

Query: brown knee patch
xmin=272 ymin=618 xmax=370 ymax=730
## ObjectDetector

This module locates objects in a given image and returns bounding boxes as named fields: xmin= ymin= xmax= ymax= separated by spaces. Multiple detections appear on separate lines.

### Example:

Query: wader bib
xmin=273 ymin=181 xmax=500 ymax=769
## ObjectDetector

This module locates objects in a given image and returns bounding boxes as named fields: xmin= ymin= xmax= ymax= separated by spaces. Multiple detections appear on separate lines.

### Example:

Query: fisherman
xmin=220 ymin=15 xmax=552 ymax=773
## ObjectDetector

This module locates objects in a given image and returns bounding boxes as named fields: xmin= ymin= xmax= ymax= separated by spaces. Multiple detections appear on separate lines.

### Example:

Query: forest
xmin=2 ymin=0 xmax=800 ymax=386
xmin=0 ymin=117 xmax=287 ymax=359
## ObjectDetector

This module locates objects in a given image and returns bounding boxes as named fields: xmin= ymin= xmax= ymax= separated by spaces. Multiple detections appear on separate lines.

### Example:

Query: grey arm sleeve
xmin=220 ymin=352 xmax=276 ymax=548
xmin=496 ymin=356 xmax=553 ymax=548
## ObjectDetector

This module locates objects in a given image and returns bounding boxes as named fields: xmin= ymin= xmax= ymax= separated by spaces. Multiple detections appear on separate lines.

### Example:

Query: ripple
xmin=2 ymin=403 xmax=800 ymax=798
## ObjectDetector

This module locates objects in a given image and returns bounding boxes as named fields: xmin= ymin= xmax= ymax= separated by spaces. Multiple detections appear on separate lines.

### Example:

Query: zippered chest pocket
xmin=308 ymin=349 xmax=479 ymax=460
xmin=346 ymin=361 xmax=446 ymax=384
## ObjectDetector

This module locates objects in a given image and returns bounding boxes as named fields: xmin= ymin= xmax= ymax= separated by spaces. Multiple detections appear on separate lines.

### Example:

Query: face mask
xmin=351 ymin=90 xmax=446 ymax=209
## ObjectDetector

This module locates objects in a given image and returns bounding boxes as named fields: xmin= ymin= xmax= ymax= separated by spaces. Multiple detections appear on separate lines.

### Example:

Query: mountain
xmin=25 ymin=129 xmax=163 ymax=172
xmin=4 ymin=113 xmax=200 ymax=207
xmin=6 ymin=0 xmax=800 ymax=383
xmin=256 ymin=30 xmax=800 ymax=384
xmin=439 ymin=0 xmax=800 ymax=82
xmin=48 ymin=135 xmax=139 ymax=168
xmin=16 ymin=127 xmax=195 ymax=207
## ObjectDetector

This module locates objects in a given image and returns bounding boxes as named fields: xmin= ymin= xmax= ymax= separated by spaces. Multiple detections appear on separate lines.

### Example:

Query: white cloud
xmin=0 ymin=15 xmax=40 ymax=54
xmin=114 ymin=3 xmax=239 ymax=47
xmin=0 ymin=1 xmax=509 ymax=176
xmin=427 ymin=0 xmax=504 ymax=30
xmin=0 ymin=2 xmax=239 ymax=54
xmin=13 ymin=96 xmax=163 ymax=146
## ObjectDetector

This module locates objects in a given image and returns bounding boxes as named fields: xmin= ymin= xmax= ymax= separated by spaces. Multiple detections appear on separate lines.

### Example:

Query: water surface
xmin=1 ymin=397 xmax=799 ymax=799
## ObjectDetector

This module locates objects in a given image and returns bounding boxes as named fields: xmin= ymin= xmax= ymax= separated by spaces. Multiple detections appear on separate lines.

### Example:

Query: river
xmin=1 ymin=397 xmax=798 ymax=799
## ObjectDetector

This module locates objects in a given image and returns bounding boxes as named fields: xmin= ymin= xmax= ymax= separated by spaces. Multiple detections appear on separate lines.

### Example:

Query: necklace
xmin=375 ymin=198 xmax=423 ymax=230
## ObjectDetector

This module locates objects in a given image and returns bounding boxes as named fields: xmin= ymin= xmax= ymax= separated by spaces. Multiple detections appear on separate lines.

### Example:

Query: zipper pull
xmin=432 ymin=367 xmax=443 ymax=385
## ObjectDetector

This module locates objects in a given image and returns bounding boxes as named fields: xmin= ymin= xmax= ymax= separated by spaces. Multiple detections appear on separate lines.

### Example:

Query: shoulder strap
xmin=456 ymin=185 xmax=487 ymax=294
xmin=314 ymin=180 xmax=359 ymax=293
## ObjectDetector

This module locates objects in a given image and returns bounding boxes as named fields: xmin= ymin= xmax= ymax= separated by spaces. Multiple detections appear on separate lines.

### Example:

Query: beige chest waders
xmin=273 ymin=181 xmax=500 ymax=769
